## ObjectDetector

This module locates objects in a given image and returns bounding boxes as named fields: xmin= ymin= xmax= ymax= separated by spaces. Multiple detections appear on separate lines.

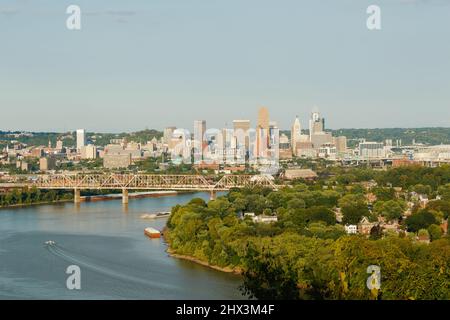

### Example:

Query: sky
xmin=1 ymin=0 xmax=449 ymax=132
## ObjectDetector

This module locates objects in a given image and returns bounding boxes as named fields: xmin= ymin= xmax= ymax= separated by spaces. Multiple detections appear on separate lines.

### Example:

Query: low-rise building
xmin=345 ymin=225 xmax=358 ymax=234
xmin=284 ymin=169 xmax=318 ymax=181
xmin=103 ymin=154 xmax=132 ymax=169
xmin=40 ymin=157 xmax=57 ymax=171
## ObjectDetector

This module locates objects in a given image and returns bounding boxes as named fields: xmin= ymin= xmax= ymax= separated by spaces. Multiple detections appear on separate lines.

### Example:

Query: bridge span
xmin=0 ymin=174 xmax=279 ymax=204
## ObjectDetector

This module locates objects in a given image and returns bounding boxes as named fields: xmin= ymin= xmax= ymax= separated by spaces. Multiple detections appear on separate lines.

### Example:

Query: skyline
xmin=1 ymin=0 xmax=450 ymax=132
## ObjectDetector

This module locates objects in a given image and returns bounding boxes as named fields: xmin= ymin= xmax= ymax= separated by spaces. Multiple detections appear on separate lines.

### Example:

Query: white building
xmin=81 ymin=145 xmax=97 ymax=159
xmin=359 ymin=142 xmax=385 ymax=159
xmin=76 ymin=129 xmax=86 ymax=151
xmin=291 ymin=116 xmax=301 ymax=152
xmin=345 ymin=225 xmax=358 ymax=234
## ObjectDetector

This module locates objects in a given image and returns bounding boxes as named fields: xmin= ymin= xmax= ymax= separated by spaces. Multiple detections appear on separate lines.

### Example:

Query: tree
xmin=373 ymin=187 xmax=396 ymax=201
xmin=427 ymin=224 xmax=442 ymax=241
xmin=369 ymin=225 xmax=383 ymax=240
xmin=437 ymin=184 xmax=450 ymax=201
xmin=426 ymin=200 xmax=450 ymax=220
xmin=287 ymin=198 xmax=306 ymax=210
xmin=305 ymin=206 xmax=336 ymax=225
xmin=379 ymin=200 xmax=405 ymax=222
xmin=405 ymin=210 xmax=438 ymax=233
xmin=339 ymin=194 xmax=369 ymax=225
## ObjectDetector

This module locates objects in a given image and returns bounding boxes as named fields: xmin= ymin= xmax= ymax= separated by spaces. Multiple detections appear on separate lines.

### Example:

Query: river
xmin=0 ymin=193 xmax=244 ymax=300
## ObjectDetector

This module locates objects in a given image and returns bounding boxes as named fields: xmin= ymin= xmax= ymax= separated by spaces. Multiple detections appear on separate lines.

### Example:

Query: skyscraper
xmin=309 ymin=110 xmax=323 ymax=138
xmin=233 ymin=120 xmax=250 ymax=160
xmin=256 ymin=107 xmax=270 ymax=159
xmin=193 ymin=120 xmax=207 ymax=162
xmin=257 ymin=107 xmax=269 ymax=129
xmin=163 ymin=127 xmax=176 ymax=145
xmin=291 ymin=116 xmax=301 ymax=152
xmin=76 ymin=129 xmax=86 ymax=150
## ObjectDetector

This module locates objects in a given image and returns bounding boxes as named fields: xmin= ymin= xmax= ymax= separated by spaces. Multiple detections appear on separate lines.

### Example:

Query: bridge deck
xmin=0 ymin=174 xmax=279 ymax=191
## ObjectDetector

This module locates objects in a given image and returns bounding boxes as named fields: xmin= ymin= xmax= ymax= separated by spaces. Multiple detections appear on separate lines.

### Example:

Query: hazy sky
xmin=1 ymin=0 xmax=449 ymax=132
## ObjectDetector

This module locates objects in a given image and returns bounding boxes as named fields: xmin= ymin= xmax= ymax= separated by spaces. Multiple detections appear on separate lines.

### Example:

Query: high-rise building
xmin=309 ymin=109 xmax=324 ymax=139
xmin=56 ymin=140 xmax=64 ymax=151
xmin=81 ymin=145 xmax=97 ymax=159
xmin=311 ymin=132 xmax=333 ymax=149
xmin=334 ymin=136 xmax=347 ymax=154
xmin=257 ymin=107 xmax=269 ymax=130
xmin=233 ymin=120 xmax=250 ymax=160
xmin=193 ymin=120 xmax=207 ymax=162
xmin=76 ymin=129 xmax=86 ymax=150
xmin=163 ymin=127 xmax=176 ymax=145
xmin=256 ymin=107 xmax=270 ymax=159
xmin=291 ymin=116 xmax=301 ymax=152
xmin=39 ymin=157 xmax=57 ymax=171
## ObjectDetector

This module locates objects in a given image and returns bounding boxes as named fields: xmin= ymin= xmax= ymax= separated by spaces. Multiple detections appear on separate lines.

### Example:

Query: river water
xmin=0 ymin=193 xmax=244 ymax=300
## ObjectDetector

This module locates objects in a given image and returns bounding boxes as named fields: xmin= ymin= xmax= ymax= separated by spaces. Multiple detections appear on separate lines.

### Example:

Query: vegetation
xmin=333 ymin=127 xmax=450 ymax=147
xmin=166 ymin=165 xmax=450 ymax=300
xmin=0 ymin=187 xmax=73 ymax=207
xmin=0 ymin=129 xmax=162 ymax=149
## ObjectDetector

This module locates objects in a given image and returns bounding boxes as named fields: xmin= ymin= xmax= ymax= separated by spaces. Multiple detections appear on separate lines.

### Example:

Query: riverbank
xmin=0 ymin=190 xmax=192 ymax=209
xmin=162 ymin=227 xmax=242 ymax=275
xmin=0 ymin=199 xmax=72 ymax=209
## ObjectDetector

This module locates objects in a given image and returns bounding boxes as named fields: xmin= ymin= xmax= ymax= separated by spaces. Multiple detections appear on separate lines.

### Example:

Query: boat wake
xmin=45 ymin=243 xmax=175 ymax=291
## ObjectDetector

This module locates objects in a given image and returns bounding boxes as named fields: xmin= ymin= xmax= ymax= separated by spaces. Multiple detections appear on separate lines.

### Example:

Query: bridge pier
xmin=122 ymin=189 xmax=129 ymax=205
xmin=74 ymin=189 xmax=81 ymax=204
xmin=209 ymin=190 xmax=217 ymax=201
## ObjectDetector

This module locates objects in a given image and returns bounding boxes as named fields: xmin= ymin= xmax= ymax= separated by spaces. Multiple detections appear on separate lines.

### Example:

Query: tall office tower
xmin=193 ymin=120 xmax=207 ymax=162
xmin=81 ymin=145 xmax=97 ymax=159
xmin=334 ymin=136 xmax=347 ymax=153
xmin=233 ymin=120 xmax=251 ymax=160
xmin=291 ymin=116 xmax=301 ymax=152
xmin=269 ymin=121 xmax=279 ymax=147
xmin=76 ymin=129 xmax=86 ymax=150
xmin=309 ymin=109 xmax=324 ymax=139
xmin=56 ymin=140 xmax=63 ymax=151
xmin=257 ymin=107 xmax=270 ymax=129
xmin=256 ymin=107 xmax=270 ymax=159
xmin=163 ymin=127 xmax=176 ymax=145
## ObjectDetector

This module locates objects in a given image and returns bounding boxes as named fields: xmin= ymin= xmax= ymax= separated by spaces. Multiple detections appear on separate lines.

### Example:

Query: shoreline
xmin=0 ymin=199 xmax=72 ymax=209
xmin=167 ymin=249 xmax=243 ymax=275
xmin=0 ymin=190 xmax=194 ymax=209
xmin=162 ymin=227 xmax=242 ymax=275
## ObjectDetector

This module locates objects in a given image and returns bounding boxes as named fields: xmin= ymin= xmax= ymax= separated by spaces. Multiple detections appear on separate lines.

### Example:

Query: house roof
xmin=284 ymin=169 xmax=318 ymax=180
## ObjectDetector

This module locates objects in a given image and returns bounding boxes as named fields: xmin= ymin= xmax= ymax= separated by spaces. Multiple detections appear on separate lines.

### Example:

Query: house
xmin=417 ymin=234 xmax=430 ymax=244
xmin=381 ymin=221 xmax=401 ymax=233
xmin=366 ymin=193 xmax=377 ymax=203
xmin=244 ymin=213 xmax=278 ymax=224
xmin=345 ymin=225 xmax=358 ymax=234
xmin=243 ymin=212 xmax=255 ymax=219
xmin=358 ymin=217 xmax=377 ymax=235
xmin=419 ymin=194 xmax=429 ymax=208
xmin=253 ymin=215 xmax=278 ymax=224
xmin=441 ymin=220 xmax=448 ymax=235
xmin=334 ymin=208 xmax=343 ymax=223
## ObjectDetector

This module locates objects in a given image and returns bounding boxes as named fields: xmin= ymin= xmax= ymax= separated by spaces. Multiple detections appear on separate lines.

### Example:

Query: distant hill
xmin=0 ymin=129 xmax=163 ymax=149
xmin=280 ymin=127 xmax=450 ymax=147
xmin=2 ymin=127 xmax=450 ymax=150
xmin=332 ymin=127 xmax=450 ymax=146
